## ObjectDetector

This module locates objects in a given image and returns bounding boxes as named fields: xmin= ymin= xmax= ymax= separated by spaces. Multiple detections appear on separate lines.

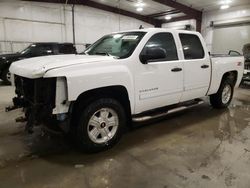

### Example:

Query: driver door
xmin=134 ymin=32 xmax=184 ymax=113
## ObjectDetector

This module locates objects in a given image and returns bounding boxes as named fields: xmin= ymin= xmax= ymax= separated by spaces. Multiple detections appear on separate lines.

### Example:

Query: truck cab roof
xmin=111 ymin=28 xmax=200 ymax=35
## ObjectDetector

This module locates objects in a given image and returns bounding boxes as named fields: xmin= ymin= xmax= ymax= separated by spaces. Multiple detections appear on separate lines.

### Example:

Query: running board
xmin=132 ymin=100 xmax=204 ymax=122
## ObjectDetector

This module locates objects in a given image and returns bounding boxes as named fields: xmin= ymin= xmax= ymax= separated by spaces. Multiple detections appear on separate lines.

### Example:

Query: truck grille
xmin=15 ymin=76 xmax=56 ymax=106
xmin=14 ymin=76 xmax=56 ymax=123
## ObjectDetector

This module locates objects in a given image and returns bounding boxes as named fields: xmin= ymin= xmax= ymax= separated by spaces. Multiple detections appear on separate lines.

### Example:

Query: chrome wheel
xmin=222 ymin=84 xmax=232 ymax=104
xmin=6 ymin=71 xmax=11 ymax=82
xmin=87 ymin=108 xmax=119 ymax=144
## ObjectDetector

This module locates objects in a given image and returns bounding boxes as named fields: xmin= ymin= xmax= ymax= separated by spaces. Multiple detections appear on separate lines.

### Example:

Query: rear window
xmin=179 ymin=34 xmax=204 ymax=59
xmin=59 ymin=44 xmax=76 ymax=54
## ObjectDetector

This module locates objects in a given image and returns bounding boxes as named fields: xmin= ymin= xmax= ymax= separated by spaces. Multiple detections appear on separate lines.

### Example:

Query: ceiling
xmin=91 ymin=0 xmax=175 ymax=15
xmin=88 ymin=0 xmax=250 ymax=27
xmin=23 ymin=0 xmax=250 ymax=32
xmin=90 ymin=0 xmax=191 ymax=22
xmin=91 ymin=0 xmax=250 ymax=14
xmin=177 ymin=0 xmax=250 ymax=11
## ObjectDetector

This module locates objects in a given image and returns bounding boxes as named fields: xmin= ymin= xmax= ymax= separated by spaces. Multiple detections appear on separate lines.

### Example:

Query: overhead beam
xmin=147 ymin=10 xmax=181 ymax=18
xmin=23 ymin=0 xmax=161 ymax=27
xmin=152 ymin=0 xmax=201 ymax=18
xmin=152 ymin=0 xmax=202 ymax=32
xmin=161 ymin=15 xmax=194 ymax=24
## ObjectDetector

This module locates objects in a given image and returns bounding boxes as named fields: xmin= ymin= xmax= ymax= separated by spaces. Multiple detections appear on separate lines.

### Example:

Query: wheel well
xmin=71 ymin=86 xmax=131 ymax=124
xmin=222 ymin=71 xmax=238 ymax=86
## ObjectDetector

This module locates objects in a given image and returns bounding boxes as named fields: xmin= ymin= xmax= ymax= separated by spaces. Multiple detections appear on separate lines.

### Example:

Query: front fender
xmin=44 ymin=64 xmax=135 ymax=113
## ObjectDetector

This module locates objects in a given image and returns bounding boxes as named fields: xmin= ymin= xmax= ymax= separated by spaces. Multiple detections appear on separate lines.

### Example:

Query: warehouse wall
xmin=0 ymin=1 xmax=152 ymax=54
xmin=201 ymin=5 xmax=250 ymax=53
xmin=162 ymin=19 xmax=196 ymax=31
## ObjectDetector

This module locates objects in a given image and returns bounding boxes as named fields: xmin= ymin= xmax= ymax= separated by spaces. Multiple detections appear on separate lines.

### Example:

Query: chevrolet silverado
xmin=8 ymin=28 xmax=244 ymax=152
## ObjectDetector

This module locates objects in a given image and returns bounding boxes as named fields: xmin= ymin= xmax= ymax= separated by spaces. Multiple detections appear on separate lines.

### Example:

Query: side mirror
xmin=140 ymin=46 xmax=166 ymax=64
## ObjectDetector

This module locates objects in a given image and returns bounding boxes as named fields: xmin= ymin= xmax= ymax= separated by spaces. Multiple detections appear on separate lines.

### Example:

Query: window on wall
xmin=179 ymin=34 xmax=205 ymax=59
xmin=142 ymin=32 xmax=178 ymax=61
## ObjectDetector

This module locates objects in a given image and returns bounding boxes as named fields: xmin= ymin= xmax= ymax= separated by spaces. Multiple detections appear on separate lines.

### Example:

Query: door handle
xmin=201 ymin=64 xmax=209 ymax=69
xmin=171 ymin=67 xmax=182 ymax=72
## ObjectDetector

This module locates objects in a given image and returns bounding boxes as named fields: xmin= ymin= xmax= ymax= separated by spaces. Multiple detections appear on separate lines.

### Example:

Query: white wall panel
xmin=0 ymin=1 xmax=153 ymax=54
xmin=4 ymin=19 xmax=33 ymax=42
xmin=29 ymin=3 xmax=63 ymax=23
xmin=119 ymin=16 xmax=152 ymax=31
xmin=162 ymin=19 xmax=196 ymax=30
xmin=202 ymin=5 xmax=250 ymax=53
xmin=0 ymin=2 xmax=31 ymax=20
xmin=212 ymin=25 xmax=250 ymax=54
xmin=31 ymin=22 xmax=64 ymax=42
xmin=74 ymin=6 xmax=152 ymax=44
xmin=0 ymin=18 xmax=4 ymax=41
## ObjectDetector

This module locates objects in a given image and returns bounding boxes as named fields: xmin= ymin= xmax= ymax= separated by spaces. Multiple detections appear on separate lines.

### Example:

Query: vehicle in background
xmin=9 ymin=28 xmax=244 ymax=152
xmin=0 ymin=42 xmax=77 ymax=84
xmin=242 ymin=43 xmax=250 ymax=84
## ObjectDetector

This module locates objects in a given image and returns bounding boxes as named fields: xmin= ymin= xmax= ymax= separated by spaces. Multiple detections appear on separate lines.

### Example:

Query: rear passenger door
xmin=178 ymin=33 xmax=211 ymax=102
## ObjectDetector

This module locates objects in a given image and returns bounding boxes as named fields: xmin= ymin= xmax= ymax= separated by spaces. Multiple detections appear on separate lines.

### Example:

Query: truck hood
xmin=10 ymin=54 xmax=114 ymax=78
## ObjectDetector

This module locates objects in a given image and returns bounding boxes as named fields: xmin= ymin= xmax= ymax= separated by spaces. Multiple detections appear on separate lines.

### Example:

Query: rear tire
xmin=74 ymin=98 xmax=126 ymax=153
xmin=210 ymin=79 xmax=234 ymax=109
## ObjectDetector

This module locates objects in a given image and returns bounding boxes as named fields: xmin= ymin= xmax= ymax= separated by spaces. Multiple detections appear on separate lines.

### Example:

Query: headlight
xmin=0 ymin=57 xmax=8 ymax=63
xmin=32 ymin=67 xmax=46 ymax=77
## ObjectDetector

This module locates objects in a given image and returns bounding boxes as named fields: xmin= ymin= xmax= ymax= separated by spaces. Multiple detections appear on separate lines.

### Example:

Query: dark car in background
xmin=242 ymin=43 xmax=250 ymax=83
xmin=0 ymin=42 xmax=77 ymax=84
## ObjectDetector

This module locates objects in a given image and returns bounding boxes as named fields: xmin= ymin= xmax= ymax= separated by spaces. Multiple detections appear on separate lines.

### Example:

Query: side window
xmin=142 ymin=32 xmax=178 ymax=61
xmin=32 ymin=45 xmax=53 ymax=55
xmin=179 ymin=34 xmax=205 ymax=59
xmin=59 ymin=44 xmax=76 ymax=54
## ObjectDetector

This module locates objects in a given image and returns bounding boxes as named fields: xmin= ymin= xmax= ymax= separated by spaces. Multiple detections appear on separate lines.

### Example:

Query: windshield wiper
xmin=80 ymin=51 xmax=118 ymax=58
xmin=80 ymin=51 xmax=88 ymax=55
xmin=95 ymin=52 xmax=111 ymax=56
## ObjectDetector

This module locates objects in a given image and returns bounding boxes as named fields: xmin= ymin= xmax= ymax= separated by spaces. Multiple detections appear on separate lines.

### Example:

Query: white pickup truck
xmin=9 ymin=28 xmax=244 ymax=152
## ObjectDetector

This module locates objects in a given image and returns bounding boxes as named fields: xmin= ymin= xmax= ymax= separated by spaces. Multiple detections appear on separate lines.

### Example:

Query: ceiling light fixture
xmin=165 ymin=16 xmax=172 ymax=20
xmin=135 ymin=2 xmax=145 ymax=7
xmin=220 ymin=0 xmax=232 ymax=4
xmin=220 ymin=4 xmax=230 ymax=9
xmin=136 ymin=7 xmax=143 ymax=12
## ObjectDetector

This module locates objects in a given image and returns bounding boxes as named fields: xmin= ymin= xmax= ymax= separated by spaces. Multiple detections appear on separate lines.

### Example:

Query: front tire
xmin=210 ymin=79 xmax=234 ymax=109
xmin=1 ymin=68 xmax=11 ymax=85
xmin=75 ymin=98 xmax=126 ymax=153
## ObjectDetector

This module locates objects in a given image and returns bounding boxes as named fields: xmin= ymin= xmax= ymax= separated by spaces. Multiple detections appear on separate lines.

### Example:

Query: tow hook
xmin=5 ymin=105 xmax=19 ymax=112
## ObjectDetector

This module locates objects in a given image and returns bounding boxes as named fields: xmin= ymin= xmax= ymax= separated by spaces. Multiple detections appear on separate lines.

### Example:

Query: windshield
xmin=20 ymin=44 xmax=37 ymax=55
xmin=84 ymin=32 xmax=146 ymax=59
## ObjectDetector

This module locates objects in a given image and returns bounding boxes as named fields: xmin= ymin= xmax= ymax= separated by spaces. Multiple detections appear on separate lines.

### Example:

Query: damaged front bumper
xmin=6 ymin=75 xmax=68 ymax=133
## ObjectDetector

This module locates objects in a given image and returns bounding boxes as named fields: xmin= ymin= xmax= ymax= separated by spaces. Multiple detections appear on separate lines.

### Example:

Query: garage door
xmin=212 ymin=25 xmax=250 ymax=54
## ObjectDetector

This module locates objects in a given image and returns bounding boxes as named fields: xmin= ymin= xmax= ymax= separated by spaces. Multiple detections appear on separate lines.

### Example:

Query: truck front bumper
xmin=12 ymin=75 xmax=58 ymax=132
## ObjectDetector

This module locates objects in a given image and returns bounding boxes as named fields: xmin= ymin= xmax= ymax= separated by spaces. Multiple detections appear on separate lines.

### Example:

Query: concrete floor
xmin=0 ymin=82 xmax=249 ymax=188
